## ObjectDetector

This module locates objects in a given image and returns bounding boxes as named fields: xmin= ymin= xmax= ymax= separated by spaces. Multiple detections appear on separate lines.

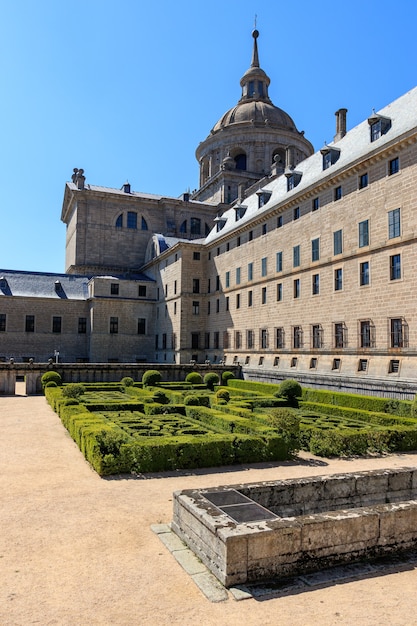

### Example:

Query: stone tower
xmin=192 ymin=29 xmax=314 ymax=205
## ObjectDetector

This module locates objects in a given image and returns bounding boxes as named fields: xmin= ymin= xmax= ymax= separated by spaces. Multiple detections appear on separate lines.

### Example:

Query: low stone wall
xmin=172 ymin=468 xmax=417 ymax=587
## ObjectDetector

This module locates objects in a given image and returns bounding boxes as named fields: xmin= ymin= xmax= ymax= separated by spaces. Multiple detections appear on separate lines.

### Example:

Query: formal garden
xmin=42 ymin=369 xmax=417 ymax=476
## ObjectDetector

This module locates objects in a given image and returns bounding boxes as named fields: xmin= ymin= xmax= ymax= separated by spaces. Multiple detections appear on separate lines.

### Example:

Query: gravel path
xmin=1 ymin=385 xmax=417 ymax=625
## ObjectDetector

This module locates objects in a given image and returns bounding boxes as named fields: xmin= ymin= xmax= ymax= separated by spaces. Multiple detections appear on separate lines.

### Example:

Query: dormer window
xmin=214 ymin=216 xmax=227 ymax=232
xmin=256 ymin=189 xmax=272 ymax=208
xmin=286 ymin=171 xmax=302 ymax=191
xmin=320 ymin=145 xmax=341 ymax=170
xmin=368 ymin=112 xmax=391 ymax=142
xmin=235 ymin=205 xmax=247 ymax=221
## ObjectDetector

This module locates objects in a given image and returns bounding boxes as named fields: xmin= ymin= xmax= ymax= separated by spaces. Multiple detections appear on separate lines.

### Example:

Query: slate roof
xmin=205 ymin=86 xmax=417 ymax=243
xmin=0 ymin=270 xmax=153 ymax=299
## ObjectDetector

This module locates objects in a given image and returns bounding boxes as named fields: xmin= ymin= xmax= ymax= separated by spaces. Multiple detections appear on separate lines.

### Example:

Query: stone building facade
xmin=1 ymin=30 xmax=417 ymax=392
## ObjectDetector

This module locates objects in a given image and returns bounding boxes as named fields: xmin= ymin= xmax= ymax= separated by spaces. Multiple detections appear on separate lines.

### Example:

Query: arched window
xmin=115 ymin=214 xmax=123 ymax=228
xmin=234 ymin=153 xmax=247 ymax=171
xmin=141 ymin=217 xmax=148 ymax=230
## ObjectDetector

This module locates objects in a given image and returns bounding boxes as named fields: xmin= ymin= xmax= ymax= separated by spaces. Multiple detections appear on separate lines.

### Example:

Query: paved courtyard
xmin=1 ymin=385 xmax=417 ymax=625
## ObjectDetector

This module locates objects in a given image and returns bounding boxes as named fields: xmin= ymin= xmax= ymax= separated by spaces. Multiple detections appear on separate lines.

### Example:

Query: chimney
xmin=334 ymin=108 xmax=348 ymax=142
xmin=122 ymin=182 xmax=131 ymax=193
xmin=285 ymin=145 xmax=295 ymax=172
xmin=238 ymin=183 xmax=246 ymax=202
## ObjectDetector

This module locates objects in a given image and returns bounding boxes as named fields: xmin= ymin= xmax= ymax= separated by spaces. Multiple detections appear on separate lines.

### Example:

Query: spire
xmin=251 ymin=29 xmax=260 ymax=68
xmin=239 ymin=28 xmax=271 ymax=103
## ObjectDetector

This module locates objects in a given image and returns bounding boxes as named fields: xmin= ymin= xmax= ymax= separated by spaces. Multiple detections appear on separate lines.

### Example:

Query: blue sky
xmin=1 ymin=0 xmax=416 ymax=273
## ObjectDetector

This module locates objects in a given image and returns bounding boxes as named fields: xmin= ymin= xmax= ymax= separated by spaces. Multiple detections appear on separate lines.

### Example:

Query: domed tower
xmin=192 ymin=29 xmax=314 ymax=205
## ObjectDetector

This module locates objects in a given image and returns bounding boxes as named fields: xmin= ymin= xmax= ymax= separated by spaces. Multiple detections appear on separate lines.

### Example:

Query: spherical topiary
xmin=121 ymin=376 xmax=134 ymax=387
xmin=185 ymin=372 xmax=203 ymax=385
xmin=215 ymin=389 xmax=230 ymax=403
xmin=142 ymin=370 xmax=162 ymax=386
xmin=184 ymin=395 xmax=200 ymax=406
xmin=62 ymin=383 xmax=85 ymax=398
xmin=204 ymin=372 xmax=219 ymax=390
xmin=41 ymin=371 xmax=62 ymax=386
xmin=221 ymin=371 xmax=235 ymax=385
xmin=278 ymin=379 xmax=302 ymax=402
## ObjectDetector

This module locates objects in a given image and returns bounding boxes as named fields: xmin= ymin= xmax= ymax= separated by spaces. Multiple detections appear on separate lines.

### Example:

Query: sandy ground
xmin=1 ymin=384 xmax=417 ymax=626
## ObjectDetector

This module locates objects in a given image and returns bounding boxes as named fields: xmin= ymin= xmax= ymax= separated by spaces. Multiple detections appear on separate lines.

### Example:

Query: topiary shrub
xmin=268 ymin=408 xmax=300 ymax=453
xmin=41 ymin=371 xmax=62 ymax=387
xmin=276 ymin=379 xmax=302 ymax=404
xmin=412 ymin=394 xmax=417 ymax=417
xmin=44 ymin=381 xmax=58 ymax=388
xmin=142 ymin=370 xmax=162 ymax=386
xmin=222 ymin=371 xmax=235 ymax=385
xmin=184 ymin=395 xmax=201 ymax=406
xmin=204 ymin=372 xmax=219 ymax=390
xmin=185 ymin=372 xmax=203 ymax=385
xmin=215 ymin=388 xmax=230 ymax=403
xmin=152 ymin=390 xmax=169 ymax=404
xmin=62 ymin=383 xmax=85 ymax=399
xmin=121 ymin=376 xmax=134 ymax=387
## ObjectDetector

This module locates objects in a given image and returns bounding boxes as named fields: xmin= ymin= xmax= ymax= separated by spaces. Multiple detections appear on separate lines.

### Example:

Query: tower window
xmin=234 ymin=153 xmax=247 ymax=170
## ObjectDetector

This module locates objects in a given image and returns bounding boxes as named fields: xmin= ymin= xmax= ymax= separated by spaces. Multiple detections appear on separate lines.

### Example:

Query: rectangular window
xmin=389 ymin=359 xmax=400 ymax=373
xmin=155 ymin=334 xmax=159 ymax=350
xmin=293 ymin=244 xmax=300 ymax=267
xmin=214 ymin=331 xmax=220 ymax=349
xmin=390 ymin=318 xmax=407 ymax=348
xmin=192 ymin=301 xmax=200 ymax=315
xmin=216 ymin=298 xmax=220 ymax=313
xmin=237 ymin=236 xmax=241 ymax=247
xmin=358 ymin=359 xmax=368 ymax=372
xmin=248 ymin=290 xmax=253 ymax=307
xmin=192 ymin=278 xmax=200 ymax=293
xmin=277 ymin=215 xmax=283 ymax=228
xmin=52 ymin=316 xmax=62 ymax=333
xmin=293 ymin=206 xmax=300 ymax=220
xmin=390 ymin=254 xmax=401 ymax=280
xmin=162 ymin=333 xmax=167 ymax=350
xmin=334 ymin=186 xmax=342 ymax=201
xmin=236 ymin=267 xmax=241 ymax=285
xmin=312 ymin=197 xmax=319 ymax=211
xmin=248 ymin=230 xmax=253 ymax=241
xmin=262 ymin=286 xmax=267 ymax=304
xmin=235 ymin=331 xmax=242 ymax=349
xmin=137 ymin=318 xmax=146 ymax=334
xmin=311 ymin=324 xmax=322 ymax=349
xmin=360 ymin=261 xmax=370 ymax=286
xmin=110 ymin=317 xmax=118 ymax=334
xmin=276 ymin=251 xmax=282 ymax=272
xmin=215 ymin=275 xmax=220 ymax=291
xmin=261 ymin=257 xmax=267 ymax=277
xmin=334 ymin=268 xmax=343 ymax=291
xmin=293 ymin=278 xmax=300 ymax=299
xmin=76 ymin=317 xmax=86 ymax=334
xmin=225 ymin=296 xmax=229 ymax=311
xmin=360 ymin=320 xmax=374 ymax=348
xmin=248 ymin=262 xmax=253 ymax=281
xmin=334 ymin=322 xmax=345 ymax=348
xmin=276 ymin=283 xmax=282 ymax=301
xmin=110 ymin=283 xmax=119 ymax=295
xmin=191 ymin=333 xmax=199 ymax=349
xmin=193 ymin=251 xmax=200 ymax=260
xmin=190 ymin=218 xmax=201 ymax=235
xmin=389 ymin=157 xmax=399 ymax=176
xmin=225 ymin=271 xmax=230 ymax=288
xmin=260 ymin=328 xmax=269 ymax=349
xmin=312 ymin=273 xmax=320 ymax=295
xmin=275 ymin=327 xmax=284 ymax=349
xmin=138 ymin=285 xmax=147 ymax=297
xmin=358 ymin=219 xmax=369 ymax=247
xmin=311 ymin=237 xmax=320 ymax=262
xmin=334 ymin=229 xmax=343 ymax=255
xmin=292 ymin=326 xmax=302 ymax=349
xmin=204 ymin=332 xmax=210 ymax=349
xmin=247 ymin=329 xmax=254 ymax=349
xmin=236 ymin=293 xmax=240 ymax=309
xmin=262 ymin=223 xmax=267 ymax=235
xmin=388 ymin=208 xmax=401 ymax=239
xmin=359 ymin=173 xmax=368 ymax=189
xmin=332 ymin=358 xmax=341 ymax=370
xmin=0 ymin=313 xmax=6 ymax=332
xmin=25 ymin=315 xmax=35 ymax=333
xmin=223 ymin=331 xmax=230 ymax=349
